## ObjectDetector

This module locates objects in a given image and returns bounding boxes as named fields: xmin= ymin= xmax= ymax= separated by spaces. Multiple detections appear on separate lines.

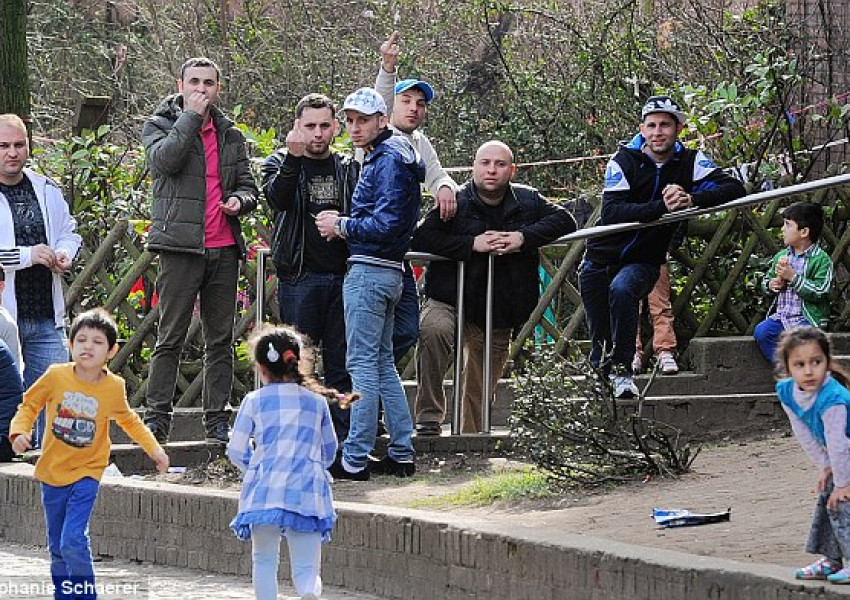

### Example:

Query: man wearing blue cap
xmin=373 ymin=31 xmax=458 ymax=367
xmin=579 ymin=95 xmax=746 ymax=399
xmin=316 ymin=88 xmax=425 ymax=480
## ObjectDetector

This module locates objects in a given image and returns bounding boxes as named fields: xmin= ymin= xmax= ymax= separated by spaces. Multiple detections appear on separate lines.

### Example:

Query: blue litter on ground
xmin=653 ymin=507 xmax=732 ymax=528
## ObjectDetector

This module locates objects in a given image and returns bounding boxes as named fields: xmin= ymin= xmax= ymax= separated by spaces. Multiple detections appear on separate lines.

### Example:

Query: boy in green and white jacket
xmin=754 ymin=201 xmax=833 ymax=363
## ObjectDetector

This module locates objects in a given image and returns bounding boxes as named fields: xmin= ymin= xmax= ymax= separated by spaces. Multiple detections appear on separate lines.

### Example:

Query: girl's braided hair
xmin=249 ymin=324 xmax=359 ymax=408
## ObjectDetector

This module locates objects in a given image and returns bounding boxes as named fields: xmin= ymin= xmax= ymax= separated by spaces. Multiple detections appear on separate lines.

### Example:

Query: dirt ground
xmin=157 ymin=429 xmax=821 ymax=570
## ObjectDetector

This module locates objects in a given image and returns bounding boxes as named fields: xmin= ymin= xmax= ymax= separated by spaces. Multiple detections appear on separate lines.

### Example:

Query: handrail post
xmin=482 ymin=253 xmax=495 ymax=434
xmin=254 ymin=247 xmax=269 ymax=389
xmin=451 ymin=262 xmax=466 ymax=435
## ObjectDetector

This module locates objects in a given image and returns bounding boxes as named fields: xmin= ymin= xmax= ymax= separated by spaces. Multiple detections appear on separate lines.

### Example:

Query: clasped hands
xmin=473 ymin=230 xmax=523 ymax=255
xmin=31 ymin=244 xmax=71 ymax=274
xmin=769 ymin=255 xmax=794 ymax=292
xmin=662 ymin=184 xmax=693 ymax=212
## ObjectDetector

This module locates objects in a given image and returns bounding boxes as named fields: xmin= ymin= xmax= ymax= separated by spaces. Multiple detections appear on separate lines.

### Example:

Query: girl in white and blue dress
xmin=776 ymin=326 xmax=850 ymax=585
xmin=227 ymin=325 xmax=355 ymax=600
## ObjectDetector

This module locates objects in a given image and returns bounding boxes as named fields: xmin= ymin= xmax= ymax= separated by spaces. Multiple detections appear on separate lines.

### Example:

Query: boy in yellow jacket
xmin=9 ymin=308 xmax=168 ymax=599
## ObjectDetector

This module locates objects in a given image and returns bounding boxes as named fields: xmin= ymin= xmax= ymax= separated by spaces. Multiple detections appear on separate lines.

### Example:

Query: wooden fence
xmin=66 ymin=183 xmax=850 ymax=407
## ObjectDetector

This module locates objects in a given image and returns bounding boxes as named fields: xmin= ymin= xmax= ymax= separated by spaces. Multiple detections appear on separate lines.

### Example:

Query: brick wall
xmin=2 ymin=463 xmax=847 ymax=599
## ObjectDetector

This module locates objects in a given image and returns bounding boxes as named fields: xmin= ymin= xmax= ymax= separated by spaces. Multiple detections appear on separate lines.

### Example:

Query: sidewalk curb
xmin=2 ymin=464 xmax=849 ymax=599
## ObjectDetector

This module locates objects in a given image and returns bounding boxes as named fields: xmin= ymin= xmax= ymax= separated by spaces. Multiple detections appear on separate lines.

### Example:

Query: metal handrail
xmin=254 ymin=172 xmax=850 ymax=434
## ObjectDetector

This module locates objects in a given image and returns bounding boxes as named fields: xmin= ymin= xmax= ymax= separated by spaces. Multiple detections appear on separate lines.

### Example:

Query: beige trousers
xmin=414 ymin=298 xmax=511 ymax=433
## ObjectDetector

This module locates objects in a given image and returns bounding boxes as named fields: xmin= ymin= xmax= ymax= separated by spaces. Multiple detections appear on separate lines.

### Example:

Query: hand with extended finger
xmin=286 ymin=119 xmax=307 ymax=157
xmin=380 ymin=30 xmax=401 ymax=73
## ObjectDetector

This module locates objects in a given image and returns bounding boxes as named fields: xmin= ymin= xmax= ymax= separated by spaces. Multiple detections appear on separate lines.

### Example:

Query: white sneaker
xmin=657 ymin=351 xmax=679 ymax=375
xmin=631 ymin=352 xmax=644 ymax=374
xmin=610 ymin=374 xmax=639 ymax=399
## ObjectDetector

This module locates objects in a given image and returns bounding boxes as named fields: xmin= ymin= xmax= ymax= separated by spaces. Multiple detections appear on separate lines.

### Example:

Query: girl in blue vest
xmin=777 ymin=326 xmax=850 ymax=584
xmin=227 ymin=326 xmax=355 ymax=600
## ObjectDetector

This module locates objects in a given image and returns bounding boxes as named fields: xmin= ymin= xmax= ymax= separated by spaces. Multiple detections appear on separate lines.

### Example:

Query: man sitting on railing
xmin=411 ymin=140 xmax=576 ymax=435
xmin=579 ymin=95 xmax=746 ymax=399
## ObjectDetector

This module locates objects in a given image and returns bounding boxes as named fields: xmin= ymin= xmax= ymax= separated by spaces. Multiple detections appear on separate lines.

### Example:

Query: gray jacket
xmin=142 ymin=94 xmax=258 ymax=256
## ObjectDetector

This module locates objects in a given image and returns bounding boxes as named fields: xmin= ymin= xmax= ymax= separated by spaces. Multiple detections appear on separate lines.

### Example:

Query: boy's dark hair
xmin=295 ymin=93 xmax=337 ymax=119
xmin=69 ymin=308 xmax=119 ymax=348
xmin=0 ymin=269 xmax=4 ymax=282
xmin=249 ymin=324 xmax=357 ymax=408
xmin=783 ymin=201 xmax=824 ymax=243
xmin=180 ymin=57 xmax=221 ymax=82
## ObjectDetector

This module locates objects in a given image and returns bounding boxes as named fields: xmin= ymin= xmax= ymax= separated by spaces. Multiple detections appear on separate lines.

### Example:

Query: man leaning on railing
xmin=411 ymin=140 xmax=577 ymax=435
xmin=579 ymin=95 xmax=747 ymax=399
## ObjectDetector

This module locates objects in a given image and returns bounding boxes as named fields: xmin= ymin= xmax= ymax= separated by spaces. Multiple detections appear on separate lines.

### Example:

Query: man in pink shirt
xmin=142 ymin=57 xmax=258 ymax=444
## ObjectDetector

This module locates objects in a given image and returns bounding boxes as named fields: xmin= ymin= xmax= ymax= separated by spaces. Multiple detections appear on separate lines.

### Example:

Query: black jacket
xmin=261 ymin=150 xmax=360 ymax=278
xmin=411 ymin=181 xmax=576 ymax=330
xmin=584 ymin=137 xmax=746 ymax=266
xmin=142 ymin=94 xmax=258 ymax=257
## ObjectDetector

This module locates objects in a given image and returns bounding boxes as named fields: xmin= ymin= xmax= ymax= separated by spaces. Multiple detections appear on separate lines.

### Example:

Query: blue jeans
xmin=754 ymin=317 xmax=810 ymax=365
xmin=279 ymin=271 xmax=350 ymax=441
xmin=19 ymin=318 xmax=69 ymax=446
xmin=342 ymin=264 xmax=414 ymax=469
xmin=805 ymin=475 xmax=850 ymax=561
xmin=42 ymin=477 xmax=99 ymax=600
xmin=579 ymin=261 xmax=660 ymax=374
xmin=392 ymin=265 xmax=420 ymax=364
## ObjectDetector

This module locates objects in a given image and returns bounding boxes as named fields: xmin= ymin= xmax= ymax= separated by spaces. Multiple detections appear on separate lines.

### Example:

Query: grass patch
xmin=407 ymin=467 xmax=553 ymax=509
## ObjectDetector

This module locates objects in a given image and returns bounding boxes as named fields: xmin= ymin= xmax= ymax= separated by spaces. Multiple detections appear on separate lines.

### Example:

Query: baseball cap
xmin=395 ymin=78 xmax=435 ymax=104
xmin=342 ymin=87 xmax=387 ymax=115
xmin=641 ymin=95 xmax=686 ymax=124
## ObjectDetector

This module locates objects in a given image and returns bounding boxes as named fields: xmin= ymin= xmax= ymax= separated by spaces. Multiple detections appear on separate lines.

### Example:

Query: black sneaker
xmin=146 ymin=421 xmax=169 ymax=444
xmin=205 ymin=422 xmax=229 ymax=445
xmin=369 ymin=455 xmax=416 ymax=478
xmin=328 ymin=456 xmax=371 ymax=481
xmin=415 ymin=422 xmax=441 ymax=437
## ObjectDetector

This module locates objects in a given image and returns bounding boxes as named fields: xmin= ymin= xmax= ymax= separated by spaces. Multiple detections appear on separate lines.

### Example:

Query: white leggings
xmin=251 ymin=524 xmax=323 ymax=599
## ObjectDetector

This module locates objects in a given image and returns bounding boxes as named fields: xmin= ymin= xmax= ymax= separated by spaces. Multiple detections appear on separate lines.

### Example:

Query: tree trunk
xmin=0 ymin=0 xmax=31 ymax=124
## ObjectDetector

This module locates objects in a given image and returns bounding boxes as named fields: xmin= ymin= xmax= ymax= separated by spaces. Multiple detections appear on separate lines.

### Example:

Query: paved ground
xmin=0 ymin=430 xmax=833 ymax=597
xmin=330 ymin=430 xmax=822 ymax=570
xmin=0 ymin=542 xmax=384 ymax=600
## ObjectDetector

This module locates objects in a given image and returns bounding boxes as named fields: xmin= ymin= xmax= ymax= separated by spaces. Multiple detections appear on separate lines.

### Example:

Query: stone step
xmin=110 ymin=387 xmax=786 ymax=456
xmin=104 ymin=389 xmax=785 ymax=473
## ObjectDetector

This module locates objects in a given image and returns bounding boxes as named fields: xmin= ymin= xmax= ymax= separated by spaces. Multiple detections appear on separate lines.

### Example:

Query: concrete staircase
xmin=108 ymin=334 xmax=850 ymax=466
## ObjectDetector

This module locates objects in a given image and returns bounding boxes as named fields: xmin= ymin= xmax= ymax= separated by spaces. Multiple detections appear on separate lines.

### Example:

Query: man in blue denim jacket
xmin=316 ymin=87 xmax=425 ymax=481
